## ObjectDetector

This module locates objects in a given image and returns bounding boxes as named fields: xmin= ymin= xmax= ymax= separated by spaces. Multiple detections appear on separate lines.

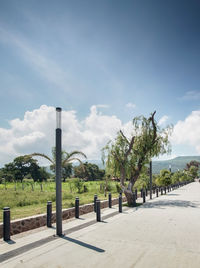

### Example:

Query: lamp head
xmin=56 ymin=107 xmax=62 ymax=129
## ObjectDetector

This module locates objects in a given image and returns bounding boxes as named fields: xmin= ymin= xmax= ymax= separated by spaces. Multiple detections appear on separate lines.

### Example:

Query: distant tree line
xmin=0 ymin=155 xmax=105 ymax=184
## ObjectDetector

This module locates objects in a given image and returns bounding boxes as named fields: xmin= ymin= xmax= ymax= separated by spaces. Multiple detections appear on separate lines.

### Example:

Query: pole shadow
xmin=61 ymin=235 xmax=105 ymax=253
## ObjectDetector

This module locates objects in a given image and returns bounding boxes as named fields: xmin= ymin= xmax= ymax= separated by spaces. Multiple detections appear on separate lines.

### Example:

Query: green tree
xmin=102 ymin=111 xmax=171 ymax=205
xmin=186 ymin=160 xmax=200 ymax=170
xmin=29 ymin=147 xmax=86 ymax=182
xmin=74 ymin=162 xmax=105 ymax=181
xmin=156 ymin=169 xmax=171 ymax=186
xmin=171 ymin=171 xmax=181 ymax=184
xmin=1 ymin=156 xmax=45 ymax=183
xmin=188 ymin=166 xmax=198 ymax=180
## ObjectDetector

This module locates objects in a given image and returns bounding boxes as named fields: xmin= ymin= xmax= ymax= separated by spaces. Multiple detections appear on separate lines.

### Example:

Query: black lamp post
xmin=150 ymin=160 xmax=152 ymax=199
xmin=56 ymin=107 xmax=62 ymax=236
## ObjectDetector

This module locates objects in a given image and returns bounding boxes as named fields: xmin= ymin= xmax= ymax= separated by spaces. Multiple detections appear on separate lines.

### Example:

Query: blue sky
xmin=0 ymin=0 xmax=200 ymax=166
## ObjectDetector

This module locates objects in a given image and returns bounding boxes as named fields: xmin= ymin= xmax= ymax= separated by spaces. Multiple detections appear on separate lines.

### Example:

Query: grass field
xmin=0 ymin=180 xmax=120 ymax=222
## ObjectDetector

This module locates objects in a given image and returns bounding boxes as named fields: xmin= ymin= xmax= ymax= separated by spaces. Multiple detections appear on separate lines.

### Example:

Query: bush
xmin=73 ymin=178 xmax=84 ymax=193
xmin=116 ymin=183 xmax=122 ymax=193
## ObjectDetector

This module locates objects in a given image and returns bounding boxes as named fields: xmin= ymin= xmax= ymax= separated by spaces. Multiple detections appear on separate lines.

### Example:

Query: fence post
xmin=156 ymin=188 xmax=159 ymax=197
xmin=140 ymin=189 xmax=143 ymax=198
xmin=75 ymin=197 xmax=79 ymax=219
xmin=47 ymin=201 xmax=52 ymax=227
xmin=135 ymin=189 xmax=137 ymax=200
xmin=3 ymin=207 xmax=10 ymax=241
xmin=108 ymin=193 xmax=112 ymax=208
xmin=133 ymin=193 xmax=136 ymax=207
xmin=96 ymin=199 xmax=101 ymax=221
xmin=119 ymin=194 xmax=122 ymax=213
xmin=143 ymin=191 xmax=146 ymax=203
xmin=94 ymin=194 xmax=98 ymax=212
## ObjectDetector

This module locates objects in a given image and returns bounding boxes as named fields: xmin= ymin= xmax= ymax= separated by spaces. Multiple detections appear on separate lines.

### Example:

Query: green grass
xmin=0 ymin=180 xmax=120 ymax=222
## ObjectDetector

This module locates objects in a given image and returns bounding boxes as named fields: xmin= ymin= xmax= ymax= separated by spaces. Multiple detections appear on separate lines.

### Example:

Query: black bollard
xmin=108 ymin=192 xmax=112 ymax=208
xmin=75 ymin=197 xmax=79 ymax=218
xmin=156 ymin=188 xmax=159 ymax=197
xmin=119 ymin=194 xmax=122 ymax=213
xmin=3 ymin=207 xmax=10 ymax=241
xmin=141 ymin=189 xmax=143 ymax=198
xmin=161 ymin=188 xmax=163 ymax=195
xmin=96 ymin=199 xmax=101 ymax=222
xmin=133 ymin=193 xmax=136 ymax=207
xmin=143 ymin=191 xmax=146 ymax=203
xmin=47 ymin=201 xmax=52 ymax=227
xmin=94 ymin=194 xmax=98 ymax=212
xmin=146 ymin=188 xmax=148 ymax=197
xmin=153 ymin=188 xmax=155 ymax=194
xmin=164 ymin=187 xmax=166 ymax=194
xmin=135 ymin=189 xmax=137 ymax=200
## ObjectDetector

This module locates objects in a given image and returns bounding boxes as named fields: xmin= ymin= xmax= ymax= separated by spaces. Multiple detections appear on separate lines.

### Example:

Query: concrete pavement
xmin=1 ymin=182 xmax=200 ymax=268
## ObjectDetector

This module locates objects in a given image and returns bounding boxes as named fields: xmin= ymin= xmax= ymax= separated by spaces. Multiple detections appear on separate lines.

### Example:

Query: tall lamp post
xmin=150 ymin=160 xmax=152 ymax=199
xmin=56 ymin=107 xmax=62 ymax=236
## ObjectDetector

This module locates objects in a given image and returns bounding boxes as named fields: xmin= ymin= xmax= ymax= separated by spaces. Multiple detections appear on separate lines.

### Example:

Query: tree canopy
xmin=29 ymin=147 xmax=87 ymax=181
xmin=1 ymin=156 xmax=50 ymax=182
xmin=74 ymin=162 xmax=105 ymax=181
xmin=102 ymin=111 xmax=172 ymax=205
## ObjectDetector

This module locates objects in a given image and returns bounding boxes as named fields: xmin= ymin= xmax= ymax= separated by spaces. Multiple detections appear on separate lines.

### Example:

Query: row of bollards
xmin=2 ymin=181 xmax=189 ymax=241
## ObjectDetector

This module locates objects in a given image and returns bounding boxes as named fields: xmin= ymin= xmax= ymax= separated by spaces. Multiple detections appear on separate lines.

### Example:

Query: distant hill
xmin=44 ymin=156 xmax=200 ymax=175
xmin=152 ymin=156 xmax=200 ymax=174
xmin=85 ymin=156 xmax=200 ymax=174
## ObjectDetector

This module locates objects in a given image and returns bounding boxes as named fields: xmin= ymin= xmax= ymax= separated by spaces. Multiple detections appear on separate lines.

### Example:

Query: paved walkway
xmin=1 ymin=182 xmax=200 ymax=268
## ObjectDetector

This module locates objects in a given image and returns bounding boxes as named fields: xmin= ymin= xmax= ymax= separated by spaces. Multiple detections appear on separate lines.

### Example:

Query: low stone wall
xmin=0 ymin=196 xmax=126 ymax=239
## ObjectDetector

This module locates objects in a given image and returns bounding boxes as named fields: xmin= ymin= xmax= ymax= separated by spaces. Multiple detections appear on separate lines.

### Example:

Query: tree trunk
xmin=124 ymin=188 xmax=134 ymax=206
xmin=122 ymin=178 xmax=138 ymax=206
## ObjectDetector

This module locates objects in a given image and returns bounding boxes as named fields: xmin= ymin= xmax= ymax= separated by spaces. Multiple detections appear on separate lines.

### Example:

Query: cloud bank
xmin=0 ymin=105 xmax=125 ymax=166
xmin=171 ymin=110 xmax=200 ymax=154
xmin=0 ymin=105 xmax=200 ymax=167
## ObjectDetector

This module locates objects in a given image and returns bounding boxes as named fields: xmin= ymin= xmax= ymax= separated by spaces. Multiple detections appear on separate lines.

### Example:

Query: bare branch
xmin=120 ymin=130 xmax=130 ymax=144
xmin=125 ymin=136 xmax=135 ymax=158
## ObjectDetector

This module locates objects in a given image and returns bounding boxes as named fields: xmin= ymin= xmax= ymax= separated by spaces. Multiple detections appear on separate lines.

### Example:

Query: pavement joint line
xmin=0 ymin=207 xmax=129 ymax=263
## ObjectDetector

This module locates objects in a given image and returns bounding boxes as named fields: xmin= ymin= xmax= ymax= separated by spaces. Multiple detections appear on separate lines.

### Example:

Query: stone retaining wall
xmin=0 ymin=196 xmax=126 ymax=239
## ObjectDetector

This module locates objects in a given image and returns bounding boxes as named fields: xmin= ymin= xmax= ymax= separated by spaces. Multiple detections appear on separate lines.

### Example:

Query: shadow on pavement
xmin=5 ymin=239 xmax=16 ymax=244
xmin=142 ymin=200 xmax=199 ymax=209
xmin=61 ymin=236 xmax=105 ymax=253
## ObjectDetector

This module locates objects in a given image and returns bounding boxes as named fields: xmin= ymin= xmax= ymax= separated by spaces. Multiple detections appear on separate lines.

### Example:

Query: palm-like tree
xmin=29 ymin=147 xmax=87 ymax=181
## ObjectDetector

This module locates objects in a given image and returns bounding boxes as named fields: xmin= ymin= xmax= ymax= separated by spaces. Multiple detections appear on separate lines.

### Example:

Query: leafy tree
xmin=74 ymin=162 xmax=105 ymax=181
xmin=62 ymin=164 xmax=73 ymax=182
xmin=1 ymin=156 xmax=47 ymax=182
xmin=171 ymin=171 xmax=181 ymax=184
xmin=186 ymin=160 xmax=200 ymax=170
xmin=29 ymin=147 xmax=86 ymax=182
xmin=188 ymin=166 xmax=198 ymax=180
xmin=156 ymin=169 xmax=171 ymax=186
xmin=73 ymin=178 xmax=84 ymax=193
xmin=102 ymin=111 xmax=171 ymax=205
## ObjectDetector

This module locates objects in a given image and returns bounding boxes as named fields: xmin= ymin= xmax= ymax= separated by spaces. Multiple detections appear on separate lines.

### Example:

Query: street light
xmin=150 ymin=160 xmax=152 ymax=199
xmin=56 ymin=107 xmax=62 ymax=236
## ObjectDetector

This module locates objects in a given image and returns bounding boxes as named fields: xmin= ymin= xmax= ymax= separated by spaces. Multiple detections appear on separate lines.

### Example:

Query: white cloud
xmin=2 ymin=106 xmax=199 ymax=167
xmin=126 ymin=102 xmax=136 ymax=109
xmin=158 ymin=115 xmax=169 ymax=126
xmin=0 ymin=105 xmax=131 ymax=166
xmin=171 ymin=110 xmax=200 ymax=154
xmin=179 ymin=91 xmax=200 ymax=101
